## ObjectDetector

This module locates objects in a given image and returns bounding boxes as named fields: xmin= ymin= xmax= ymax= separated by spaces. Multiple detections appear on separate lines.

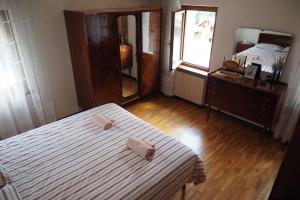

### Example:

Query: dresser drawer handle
xmin=262 ymin=108 xmax=267 ymax=112
xmin=212 ymin=91 xmax=216 ymax=95
xmin=213 ymin=81 xmax=217 ymax=85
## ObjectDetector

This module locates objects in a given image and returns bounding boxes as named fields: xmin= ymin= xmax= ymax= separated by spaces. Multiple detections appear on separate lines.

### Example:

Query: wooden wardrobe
xmin=64 ymin=7 xmax=162 ymax=109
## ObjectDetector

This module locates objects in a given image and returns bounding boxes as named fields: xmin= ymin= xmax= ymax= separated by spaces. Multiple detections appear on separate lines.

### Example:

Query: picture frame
xmin=244 ymin=65 xmax=258 ymax=79
xmin=251 ymin=62 xmax=262 ymax=79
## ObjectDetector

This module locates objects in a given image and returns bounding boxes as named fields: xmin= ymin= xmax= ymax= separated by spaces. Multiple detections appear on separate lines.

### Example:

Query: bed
xmin=236 ymin=33 xmax=292 ymax=73
xmin=0 ymin=103 xmax=206 ymax=200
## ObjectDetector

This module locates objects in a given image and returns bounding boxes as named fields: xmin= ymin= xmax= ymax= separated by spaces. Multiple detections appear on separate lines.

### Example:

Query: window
xmin=0 ymin=10 xmax=24 ymax=89
xmin=170 ymin=6 xmax=217 ymax=71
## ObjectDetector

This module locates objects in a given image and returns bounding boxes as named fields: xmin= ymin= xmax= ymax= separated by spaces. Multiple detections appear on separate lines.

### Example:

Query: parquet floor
xmin=122 ymin=75 xmax=138 ymax=97
xmin=125 ymin=95 xmax=285 ymax=200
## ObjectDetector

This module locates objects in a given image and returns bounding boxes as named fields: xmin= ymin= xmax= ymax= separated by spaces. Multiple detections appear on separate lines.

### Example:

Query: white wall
xmin=155 ymin=0 xmax=181 ymax=96
xmin=158 ymin=0 xmax=300 ymax=95
xmin=23 ymin=0 xmax=150 ymax=119
xmin=23 ymin=0 xmax=79 ymax=119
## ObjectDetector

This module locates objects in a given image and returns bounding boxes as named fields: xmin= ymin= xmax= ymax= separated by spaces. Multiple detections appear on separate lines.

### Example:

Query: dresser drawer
xmin=208 ymin=77 xmax=221 ymax=88
xmin=245 ymin=91 xmax=278 ymax=126
xmin=206 ymin=71 xmax=287 ymax=129
xmin=206 ymin=77 xmax=224 ymax=107
xmin=206 ymin=75 xmax=282 ymax=127
xmin=206 ymin=86 xmax=219 ymax=107
xmin=206 ymin=77 xmax=242 ymax=114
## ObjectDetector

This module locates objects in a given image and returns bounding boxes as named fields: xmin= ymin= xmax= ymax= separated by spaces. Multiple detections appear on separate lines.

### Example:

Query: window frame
xmin=169 ymin=5 xmax=218 ymax=71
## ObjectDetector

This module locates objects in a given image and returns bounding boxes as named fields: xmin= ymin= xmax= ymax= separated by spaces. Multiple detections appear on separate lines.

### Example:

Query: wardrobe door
xmin=64 ymin=11 xmax=95 ymax=109
xmin=85 ymin=14 xmax=122 ymax=105
xmin=141 ymin=10 xmax=162 ymax=96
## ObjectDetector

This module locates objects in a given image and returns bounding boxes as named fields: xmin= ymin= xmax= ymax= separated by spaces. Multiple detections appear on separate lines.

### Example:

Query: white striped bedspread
xmin=236 ymin=46 xmax=288 ymax=73
xmin=0 ymin=103 xmax=206 ymax=200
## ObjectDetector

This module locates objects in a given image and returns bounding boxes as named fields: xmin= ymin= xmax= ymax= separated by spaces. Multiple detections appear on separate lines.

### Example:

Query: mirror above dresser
xmin=233 ymin=28 xmax=293 ymax=74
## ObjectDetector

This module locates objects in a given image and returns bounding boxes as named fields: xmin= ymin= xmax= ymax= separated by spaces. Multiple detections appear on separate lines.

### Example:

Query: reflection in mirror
xmin=234 ymin=28 xmax=292 ymax=73
xmin=118 ymin=15 xmax=138 ymax=97
xmin=142 ymin=12 xmax=152 ymax=53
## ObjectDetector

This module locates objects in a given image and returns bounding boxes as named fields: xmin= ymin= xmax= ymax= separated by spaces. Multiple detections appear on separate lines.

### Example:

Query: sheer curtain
xmin=274 ymin=41 xmax=300 ymax=143
xmin=0 ymin=0 xmax=56 ymax=139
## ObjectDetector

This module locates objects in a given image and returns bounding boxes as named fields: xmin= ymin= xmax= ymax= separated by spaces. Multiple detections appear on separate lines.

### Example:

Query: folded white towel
xmin=92 ymin=115 xmax=113 ymax=130
xmin=127 ymin=137 xmax=155 ymax=161
xmin=103 ymin=116 xmax=114 ymax=123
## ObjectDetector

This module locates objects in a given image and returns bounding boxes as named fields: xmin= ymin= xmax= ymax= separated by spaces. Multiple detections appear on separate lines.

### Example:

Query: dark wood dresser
xmin=235 ymin=42 xmax=254 ymax=53
xmin=206 ymin=70 xmax=287 ymax=130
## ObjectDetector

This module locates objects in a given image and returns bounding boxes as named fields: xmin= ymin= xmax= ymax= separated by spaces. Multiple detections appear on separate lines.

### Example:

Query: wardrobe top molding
xmin=64 ymin=7 xmax=162 ymax=15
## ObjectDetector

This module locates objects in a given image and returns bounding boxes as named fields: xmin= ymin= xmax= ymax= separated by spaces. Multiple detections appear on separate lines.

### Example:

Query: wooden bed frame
xmin=258 ymin=33 xmax=293 ymax=48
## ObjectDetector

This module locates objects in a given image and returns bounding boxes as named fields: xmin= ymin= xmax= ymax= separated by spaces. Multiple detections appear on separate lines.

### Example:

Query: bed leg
xmin=182 ymin=185 xmax=186 ymax=192
xmin=181 ymin=184 xmax=186 ymax=200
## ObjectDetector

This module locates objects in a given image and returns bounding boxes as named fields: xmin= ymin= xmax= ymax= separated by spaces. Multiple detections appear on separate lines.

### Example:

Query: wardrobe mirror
xmin=118 ymin=15 xmax=138 ymax=98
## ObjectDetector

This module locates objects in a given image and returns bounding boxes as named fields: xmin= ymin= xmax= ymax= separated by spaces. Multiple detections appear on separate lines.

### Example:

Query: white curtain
xmin=274 ymin=41 xmax=300 ymax=143
xmin=0 ymin=0 xmax=56 ymax=139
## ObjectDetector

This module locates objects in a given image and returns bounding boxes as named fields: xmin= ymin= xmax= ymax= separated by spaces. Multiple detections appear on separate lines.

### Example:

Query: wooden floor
xmin=122 ymin=75 xmax=138 ymax=97
xmin=125 ymin=95 xmax=285 ymax=200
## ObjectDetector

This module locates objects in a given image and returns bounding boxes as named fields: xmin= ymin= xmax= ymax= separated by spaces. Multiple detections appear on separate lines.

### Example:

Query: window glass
xmin=183 ymin=10 xmax=216 ymax=68
xmin=171 ymin=11 xmax=184 ymax=68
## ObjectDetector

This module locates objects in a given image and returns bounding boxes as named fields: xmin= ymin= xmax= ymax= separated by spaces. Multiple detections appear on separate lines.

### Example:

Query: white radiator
xmin=174 ymin=69 xmax=207 ymax=105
